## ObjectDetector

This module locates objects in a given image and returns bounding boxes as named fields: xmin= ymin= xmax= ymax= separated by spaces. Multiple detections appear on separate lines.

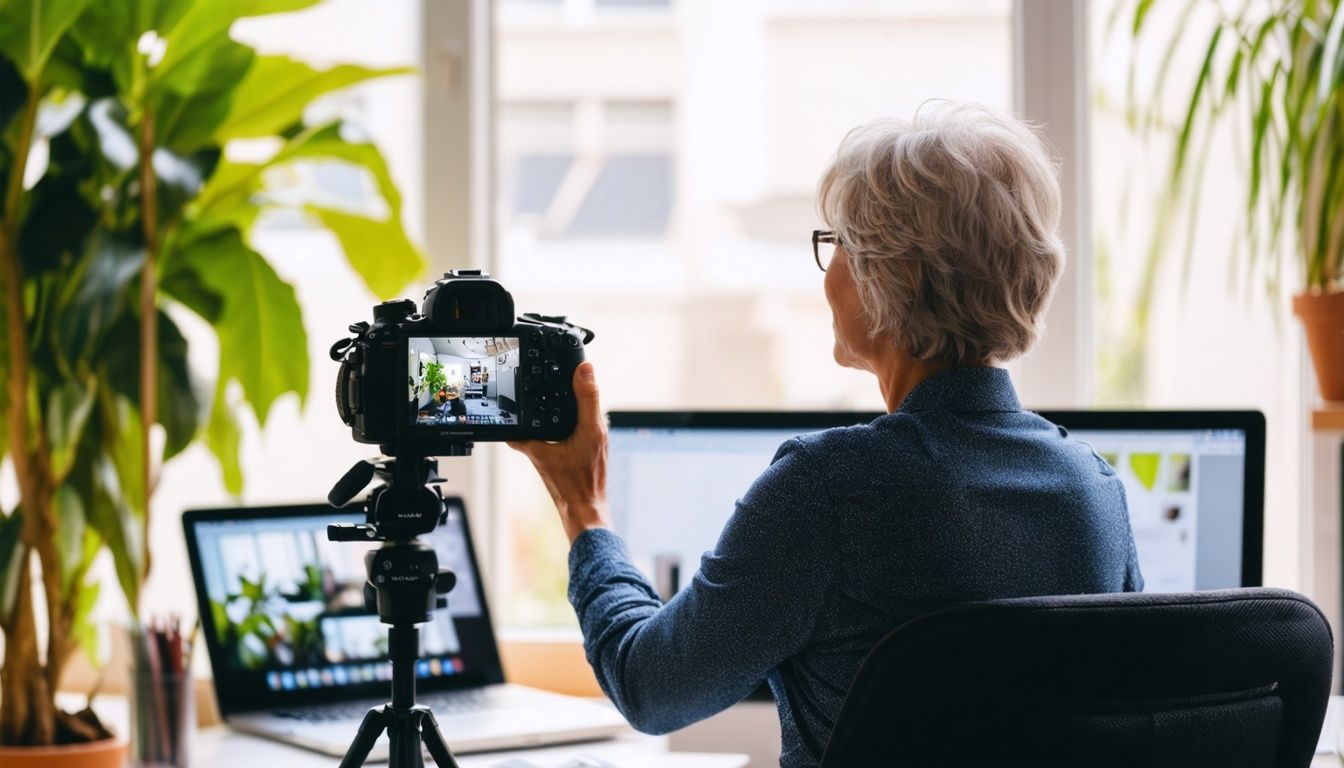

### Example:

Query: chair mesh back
xmin=821 ymin=589 xmax=1333 ymax=768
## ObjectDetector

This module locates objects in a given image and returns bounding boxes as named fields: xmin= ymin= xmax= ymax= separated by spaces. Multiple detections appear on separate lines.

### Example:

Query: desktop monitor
xmin=607 ymin=410 xmax=1265 ymax=596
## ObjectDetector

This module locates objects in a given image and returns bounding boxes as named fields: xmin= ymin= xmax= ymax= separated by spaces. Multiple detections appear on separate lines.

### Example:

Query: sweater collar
xmin=895 ymin=366 xmax=1022 ymax=414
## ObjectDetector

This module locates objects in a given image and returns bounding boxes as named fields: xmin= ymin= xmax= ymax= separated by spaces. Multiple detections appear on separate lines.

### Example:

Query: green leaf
xmin=102 ymin=309 xmax=202 ymax=461
xmin=1172 ymin=25 xmax=1224 ymax=185
xmin=1320 ymin=1 xmax=1344 ymax=105
xmin=0 ymin=510 xmax=23 ymax=621
xmin=151 ymin=34 xmax=255 ymax=100
xmin=151 ymin=0 xmax=319 ymax=94
xmin=266 ymin=123 xmax=425 ymax=297
xmin=46 ymin=382 xmax=96 ymax=482
xmin=53 ymin=231 xmax=145 ymax=372
xmin=0 ymin=0 xmax=93 ymax=82
xmin=191 ymin=122 xmax=425 ymax=298
xmin=0 ymin=52 xmax=28 ymax=135
xmin=97 ymin=390 xmax=144 ymax=517
xmin=17 ymin=111 xmax=102 ymax=277
xmin=85 ymin=394 xmax=145 ymax=612
xmin=169 ymin=228 xmax=307 ymax=424
xmin=205 ymin=379 xmax=243 ymax=495
xmin=53 ymin=484 xmax=87 ymax=589
xmin=85 ymin=474 xmax=141 ymax=615
xmin=68 ymin=0 xmax=194 ymax=85
xmin=70 ymin=576 xmax=100 ymax=667
xmin=189 ymin=161 xmax=266 ymax=235
xmin=306 ymin=205 xmax=422 ymax=301
xmin=1132 ymin=0 xmax=1156 ymax=35
xmin=214 ymin=55 xmax=410 ymax=142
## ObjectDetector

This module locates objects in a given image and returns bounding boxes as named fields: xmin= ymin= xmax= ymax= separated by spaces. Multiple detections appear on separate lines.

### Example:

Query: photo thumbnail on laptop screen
xmin=193 ymin=507 xmax=483 ymax=694
xmin=608 ymin=422 xmax=1248 ymax=597
xmin=408 ymin=336 xmax=520 ymax=428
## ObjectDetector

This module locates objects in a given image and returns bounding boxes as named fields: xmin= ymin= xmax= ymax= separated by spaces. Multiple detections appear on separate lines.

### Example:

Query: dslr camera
xmin=331 ymin=270 xmax=593 ymax=453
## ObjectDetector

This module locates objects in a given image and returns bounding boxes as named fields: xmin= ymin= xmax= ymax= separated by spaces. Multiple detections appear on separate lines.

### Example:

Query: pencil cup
xmin=130 ymin=632 xmax=194 ymax=767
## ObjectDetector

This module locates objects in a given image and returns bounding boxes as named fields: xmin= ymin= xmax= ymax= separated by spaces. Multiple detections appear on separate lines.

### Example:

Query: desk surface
xmin=73 ymin=694 xmax=747 ymax=768
xmin=194 ymin=727 xmax=748 ymax=768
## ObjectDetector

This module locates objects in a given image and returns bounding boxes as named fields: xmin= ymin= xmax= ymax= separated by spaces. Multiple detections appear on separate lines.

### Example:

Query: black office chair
xmin=821 ymin=588 xmax=1333 ymax=768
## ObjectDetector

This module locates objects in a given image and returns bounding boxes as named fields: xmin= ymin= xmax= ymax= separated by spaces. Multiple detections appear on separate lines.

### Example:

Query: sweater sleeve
xmin=567 ymin=438 xmax=836 ymax=734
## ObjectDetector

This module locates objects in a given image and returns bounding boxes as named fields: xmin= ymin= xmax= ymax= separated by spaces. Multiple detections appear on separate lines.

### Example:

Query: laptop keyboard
xmin=274 ymin=688 xmax=493 ymax=724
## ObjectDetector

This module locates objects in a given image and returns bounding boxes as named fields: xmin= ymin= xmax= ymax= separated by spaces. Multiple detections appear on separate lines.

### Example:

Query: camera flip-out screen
xmin=407 ymin=336 xmax=522 ymax=428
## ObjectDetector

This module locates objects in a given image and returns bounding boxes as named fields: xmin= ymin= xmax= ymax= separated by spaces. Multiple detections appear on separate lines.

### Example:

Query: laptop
xmin=606 ymin=409 xmax=1266 ymax=597
xmin=183 ymin=499 xmax=629 ymax=759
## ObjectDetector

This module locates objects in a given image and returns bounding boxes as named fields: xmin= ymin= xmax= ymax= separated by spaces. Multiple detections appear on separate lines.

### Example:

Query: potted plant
xmin=0 ymin=0 xmax=423 ymax=761
xmin=1128 ymin=0 xmax=1344 ymax=397
xmin=423 ymin=360 xmax=449 ymax=404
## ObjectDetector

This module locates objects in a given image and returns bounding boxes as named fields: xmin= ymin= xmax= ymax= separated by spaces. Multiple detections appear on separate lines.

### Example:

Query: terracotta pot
xmin=0 ymin=738 xmax=126 ymax=768
xmin=1295 ymin=290 xmax=1344 ymax=401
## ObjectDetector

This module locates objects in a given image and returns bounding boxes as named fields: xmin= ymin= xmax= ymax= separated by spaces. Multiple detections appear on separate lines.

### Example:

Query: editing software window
xmin=1069 ymin=428 xmax=1247 ymax=592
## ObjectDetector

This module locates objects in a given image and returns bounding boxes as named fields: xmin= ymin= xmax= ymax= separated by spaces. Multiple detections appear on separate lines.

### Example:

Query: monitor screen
xmin=407 ymin=336 xmax=521 ymax=428
xmin=1062 ymin=426 xmax=1246 ymax=592
xmin=186 ymin=501 xmax=502 ymax=714
xmin=607 ymin=412 xmax=1262 ymax=597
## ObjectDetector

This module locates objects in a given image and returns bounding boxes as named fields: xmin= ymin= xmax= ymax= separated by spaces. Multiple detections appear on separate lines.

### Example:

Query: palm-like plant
xmin=0 ymin=0 xmax=423 ymax=746
xmin=1123 ymin=0 xmax=1344 ymax=394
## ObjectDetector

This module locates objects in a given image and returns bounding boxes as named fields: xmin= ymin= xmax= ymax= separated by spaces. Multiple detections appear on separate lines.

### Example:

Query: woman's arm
xmin=568 ymin=439 xmax=837 ymax=733
xmin=510 ymin=366 xmax=838 ymax=732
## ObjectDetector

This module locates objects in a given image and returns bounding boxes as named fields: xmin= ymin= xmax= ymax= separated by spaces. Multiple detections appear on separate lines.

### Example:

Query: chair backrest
xmin=821 ymin=588 xmax=1333 ymax=768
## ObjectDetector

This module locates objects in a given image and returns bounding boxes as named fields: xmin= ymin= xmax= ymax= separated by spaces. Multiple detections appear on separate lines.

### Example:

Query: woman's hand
xmin=507 ymin=361 xmax=611 ymax=544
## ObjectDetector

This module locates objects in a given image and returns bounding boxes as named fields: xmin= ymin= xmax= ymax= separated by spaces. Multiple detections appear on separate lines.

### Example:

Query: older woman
xmin=510 ymin=102 xmax=1142 ymax=768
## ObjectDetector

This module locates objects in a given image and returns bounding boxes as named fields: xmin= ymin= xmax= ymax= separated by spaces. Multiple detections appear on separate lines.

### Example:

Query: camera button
xmin=547 ymin=364 xmax=563 ymax=380
xmin=526 ymin=348 xmax=541 ymax=358
xmin=529 ymin=364 xmax=543 ymax=375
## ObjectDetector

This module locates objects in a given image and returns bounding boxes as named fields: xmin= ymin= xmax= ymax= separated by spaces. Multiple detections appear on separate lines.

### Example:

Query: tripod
xmin=327 ymin=451 xmax=470 ymax=768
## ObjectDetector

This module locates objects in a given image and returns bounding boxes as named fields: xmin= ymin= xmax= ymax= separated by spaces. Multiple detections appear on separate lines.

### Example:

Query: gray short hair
xmin=817 ymin=101 xmax=1065 ymax=364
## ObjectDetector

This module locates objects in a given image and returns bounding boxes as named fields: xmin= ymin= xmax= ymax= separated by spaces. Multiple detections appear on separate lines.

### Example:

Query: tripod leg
xmin=339 ymin=708 xmax=389 ymax=768
xmin=419 ymin=709 xmax=461 ymax=768
xmin=386 ymin=709 xmax=425 ymax=768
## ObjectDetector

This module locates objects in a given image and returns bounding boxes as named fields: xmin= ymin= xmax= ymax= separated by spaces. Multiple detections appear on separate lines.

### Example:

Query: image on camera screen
xmin=408 ymin=337 xmax=521 ymax=427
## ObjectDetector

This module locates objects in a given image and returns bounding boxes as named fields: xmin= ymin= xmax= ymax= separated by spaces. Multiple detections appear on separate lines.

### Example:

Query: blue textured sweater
xmin=567 ymin=366 xmax=1143 ymax=767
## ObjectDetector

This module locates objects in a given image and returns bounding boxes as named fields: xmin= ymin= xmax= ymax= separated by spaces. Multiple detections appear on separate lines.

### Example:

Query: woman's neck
xmin=870 ymin=349 xmax=954 ymax=413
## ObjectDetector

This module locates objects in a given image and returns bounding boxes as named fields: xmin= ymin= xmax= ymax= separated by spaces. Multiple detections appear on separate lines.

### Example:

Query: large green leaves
xmin=193 ymin=122 xmax=425 ymax=298
xmin=0 ymin=0 xmax=92 ymax=82
xmin=215 ymin=55 xmax=409 ymax=142
xmin=151 ymin=0 xmax=320 ymax=95
xmin=206 ymin=380 xmax=244 ymax=495
xmin=102 ymin=309 xmax=202 ymax=461
xmin=165 ymin=228 xmax=307 ymax=425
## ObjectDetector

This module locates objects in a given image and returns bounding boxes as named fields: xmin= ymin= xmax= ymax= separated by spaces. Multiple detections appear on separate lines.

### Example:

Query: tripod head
xmin=326 ymin=450 xmax=467 ymax=625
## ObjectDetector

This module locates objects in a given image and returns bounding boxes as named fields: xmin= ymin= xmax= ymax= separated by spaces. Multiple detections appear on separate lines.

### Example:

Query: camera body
xmin=333 ymin=270 xmax=592 ymax=452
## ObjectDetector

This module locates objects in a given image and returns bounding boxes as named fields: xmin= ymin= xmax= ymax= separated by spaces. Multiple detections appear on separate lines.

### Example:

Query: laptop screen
xmin=184 ymin=500 xmax=504 ymax=715
xmin=606 ymin=411 xmax=1264 ymax=597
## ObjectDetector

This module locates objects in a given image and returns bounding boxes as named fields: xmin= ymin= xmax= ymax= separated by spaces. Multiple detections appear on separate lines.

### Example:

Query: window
xmin=492 ymin=0 xmax=1014 ymax=626
xmin=499 ymin=101 xmax=674 ymax=237
xmin=1088 ymin=0 xmax=1302 ymax=586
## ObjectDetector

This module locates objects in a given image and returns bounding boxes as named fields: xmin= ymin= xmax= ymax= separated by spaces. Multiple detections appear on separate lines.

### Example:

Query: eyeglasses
xmin=812 ymin=229 xmax=840 ymax=272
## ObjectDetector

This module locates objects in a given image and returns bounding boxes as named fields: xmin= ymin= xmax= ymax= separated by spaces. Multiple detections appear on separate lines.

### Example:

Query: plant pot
xmin=0 ymin=737 xmax=126 ymax=768
xmin=1295 ymin=290 xmax=1344 ymax=401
